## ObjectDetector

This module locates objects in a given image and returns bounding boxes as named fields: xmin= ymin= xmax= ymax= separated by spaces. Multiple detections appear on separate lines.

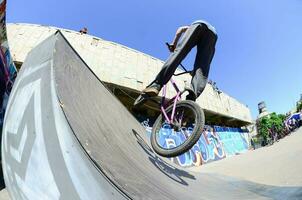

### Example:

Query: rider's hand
xmin=167 ymin=43 xmax=176 ymax=52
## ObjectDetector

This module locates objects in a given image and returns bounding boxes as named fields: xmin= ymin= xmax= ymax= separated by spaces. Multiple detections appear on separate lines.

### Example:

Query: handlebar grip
xmin=165 ymin=42 xmax=171 ymax=49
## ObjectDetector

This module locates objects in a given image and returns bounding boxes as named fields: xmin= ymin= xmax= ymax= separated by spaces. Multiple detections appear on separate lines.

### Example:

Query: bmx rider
xmin=141 ymin=20 xmax=217 ymax=101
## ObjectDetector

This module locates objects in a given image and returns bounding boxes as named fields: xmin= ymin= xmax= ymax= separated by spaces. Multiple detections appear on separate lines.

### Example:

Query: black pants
xmin=154 ymin=23 xmax=217 ymax=97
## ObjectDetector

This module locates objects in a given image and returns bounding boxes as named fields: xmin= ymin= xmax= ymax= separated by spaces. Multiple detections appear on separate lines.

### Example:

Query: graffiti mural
xmin=0 ymin=0 xmax=17 ymax=126
xmin=141 ymin=119 xmax=249 ymax=167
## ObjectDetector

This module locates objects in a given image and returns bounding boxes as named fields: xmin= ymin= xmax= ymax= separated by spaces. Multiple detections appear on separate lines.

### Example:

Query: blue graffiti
xmin=141 ymin=119 xmax=249 ymax=167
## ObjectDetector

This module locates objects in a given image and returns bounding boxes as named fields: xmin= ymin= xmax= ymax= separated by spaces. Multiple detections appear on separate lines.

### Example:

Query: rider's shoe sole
xmin=142 ymin=88 xmax=159 ymax=97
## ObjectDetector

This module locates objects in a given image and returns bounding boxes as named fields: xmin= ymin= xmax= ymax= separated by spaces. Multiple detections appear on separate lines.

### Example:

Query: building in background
xmin=7 ymin=23 xmax=253 ymax=128
xmin=7 ymin=23 xmax=255 ymax=166
xmin=257 ymin=101 xmax=270 ymax=119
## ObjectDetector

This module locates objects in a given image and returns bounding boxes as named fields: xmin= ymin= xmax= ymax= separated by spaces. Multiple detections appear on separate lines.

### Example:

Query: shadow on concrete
xmin=132 ymin=129 xmax=195 ymax=186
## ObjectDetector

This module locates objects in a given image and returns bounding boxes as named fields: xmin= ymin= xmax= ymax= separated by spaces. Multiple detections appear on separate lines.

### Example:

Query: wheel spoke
xmin=151 ymin=101 xmax=204 ymax=157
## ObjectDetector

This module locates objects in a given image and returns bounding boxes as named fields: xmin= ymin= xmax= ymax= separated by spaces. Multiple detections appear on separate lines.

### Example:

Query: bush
xmin=257 ymin=116 xmax=271 ymax=142
xmin=257 ymin=112 xmax=285 ymax=144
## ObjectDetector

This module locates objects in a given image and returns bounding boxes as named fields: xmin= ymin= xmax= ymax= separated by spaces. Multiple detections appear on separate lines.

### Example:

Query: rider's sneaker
xmin=142 ymin=83 xmax=161 ymax=97
xmin=186 ymin=93 xmax=196 ymax=101
xmin=185 ymin=87 xmax=197 ymax=101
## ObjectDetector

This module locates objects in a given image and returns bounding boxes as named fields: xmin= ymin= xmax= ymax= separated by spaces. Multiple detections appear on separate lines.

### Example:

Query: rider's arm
xmin=169 ymin=26 xmax=189 ymax=51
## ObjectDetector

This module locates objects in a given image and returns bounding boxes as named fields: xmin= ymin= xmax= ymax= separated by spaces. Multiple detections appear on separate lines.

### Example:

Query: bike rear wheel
xmin=151 ymin=100 xmax=204 ymax=157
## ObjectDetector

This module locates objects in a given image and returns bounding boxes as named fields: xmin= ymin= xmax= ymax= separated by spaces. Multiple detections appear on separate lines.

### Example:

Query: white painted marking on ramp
xmin=2 ymin=61 xmax=60 ymax=200
xmin=9 ymin=125 xmax=27 ymax=163
xmin=3 ymin=79 xmax=41 ymax=154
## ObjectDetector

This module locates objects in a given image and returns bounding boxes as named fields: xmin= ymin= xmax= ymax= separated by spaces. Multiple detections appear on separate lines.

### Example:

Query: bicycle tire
xmin=151 ymin=100 xmax=204 ymax=157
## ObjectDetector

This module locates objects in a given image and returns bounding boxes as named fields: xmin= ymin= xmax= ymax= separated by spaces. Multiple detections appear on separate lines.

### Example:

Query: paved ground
xmin=195 ymin=128 xmax=302 ymax=187
xmin=1 ymin=128 xmax=301 ymax=199
xmin=0 ymin=189 xmax=9 ymax=200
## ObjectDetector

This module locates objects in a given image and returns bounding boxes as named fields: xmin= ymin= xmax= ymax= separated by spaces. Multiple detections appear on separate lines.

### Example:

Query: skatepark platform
xmin=2 ymin=31 xmax=302 ymax=200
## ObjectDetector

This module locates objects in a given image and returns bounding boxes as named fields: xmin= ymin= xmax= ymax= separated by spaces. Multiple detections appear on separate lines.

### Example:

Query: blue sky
xmin=7 ymin=0 xmax=302 ymax=119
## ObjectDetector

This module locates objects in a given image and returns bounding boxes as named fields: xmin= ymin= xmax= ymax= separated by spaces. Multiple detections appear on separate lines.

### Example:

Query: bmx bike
xmin=134 ymin=43 xmax=205 ymax=157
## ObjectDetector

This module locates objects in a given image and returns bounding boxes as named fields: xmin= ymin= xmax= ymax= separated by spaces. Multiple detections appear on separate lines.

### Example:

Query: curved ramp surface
xmin=2 ymin=31 xmax=302 ymax=200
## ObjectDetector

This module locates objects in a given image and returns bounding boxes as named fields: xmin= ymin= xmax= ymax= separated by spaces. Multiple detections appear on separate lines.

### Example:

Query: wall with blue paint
xmin=141 ymin=119 xmax=250 ymax=167
xmin=0 ymin=0 xmax=17 ymax=126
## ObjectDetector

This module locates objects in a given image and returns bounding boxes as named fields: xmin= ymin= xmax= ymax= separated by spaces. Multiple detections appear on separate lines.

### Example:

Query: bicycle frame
xmin=160 ymin=78 xmax=183 ymax=125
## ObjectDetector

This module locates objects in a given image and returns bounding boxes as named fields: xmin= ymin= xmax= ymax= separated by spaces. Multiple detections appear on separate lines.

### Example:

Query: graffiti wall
xmin=0 ymin=0 xmax=17 ymax=126
xmin=141 ymin=119 xmax=249 ymax=167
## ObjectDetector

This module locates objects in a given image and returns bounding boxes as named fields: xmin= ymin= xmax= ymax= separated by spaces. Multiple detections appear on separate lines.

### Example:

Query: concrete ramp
xmin=2 ymin=31 xmax=301 ymax=200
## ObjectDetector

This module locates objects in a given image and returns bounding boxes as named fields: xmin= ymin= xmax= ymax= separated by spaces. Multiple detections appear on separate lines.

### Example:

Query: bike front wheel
xmin=151 ymin=100 xmax=204 ymax=157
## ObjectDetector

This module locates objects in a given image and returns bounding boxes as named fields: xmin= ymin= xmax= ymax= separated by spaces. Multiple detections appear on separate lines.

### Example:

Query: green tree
xmin=297 ymin=102 xmax=302 ymax=112
xmin=257 ymin=116 xmax=271 ymax=143
xmin=257 ymin=112 xmax=285 ymax=145
xmin=270 ymin=113 xmax=284 ymax=132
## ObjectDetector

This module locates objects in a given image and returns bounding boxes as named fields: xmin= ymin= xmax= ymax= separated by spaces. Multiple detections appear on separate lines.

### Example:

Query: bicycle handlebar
xmin=165 ymin=42 xmax=172 ymax=49
xmin=165 ymin=42 xmax=189 ymax=73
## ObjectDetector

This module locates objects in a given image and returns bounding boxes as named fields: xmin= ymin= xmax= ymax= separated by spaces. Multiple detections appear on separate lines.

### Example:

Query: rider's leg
xmin=143 ymin=24 xmax=203 ymax=96
xmin=187 ymin=68 xmax=208 ymax=101
xmin=188 ymin=29 xmax=217 ymax=101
